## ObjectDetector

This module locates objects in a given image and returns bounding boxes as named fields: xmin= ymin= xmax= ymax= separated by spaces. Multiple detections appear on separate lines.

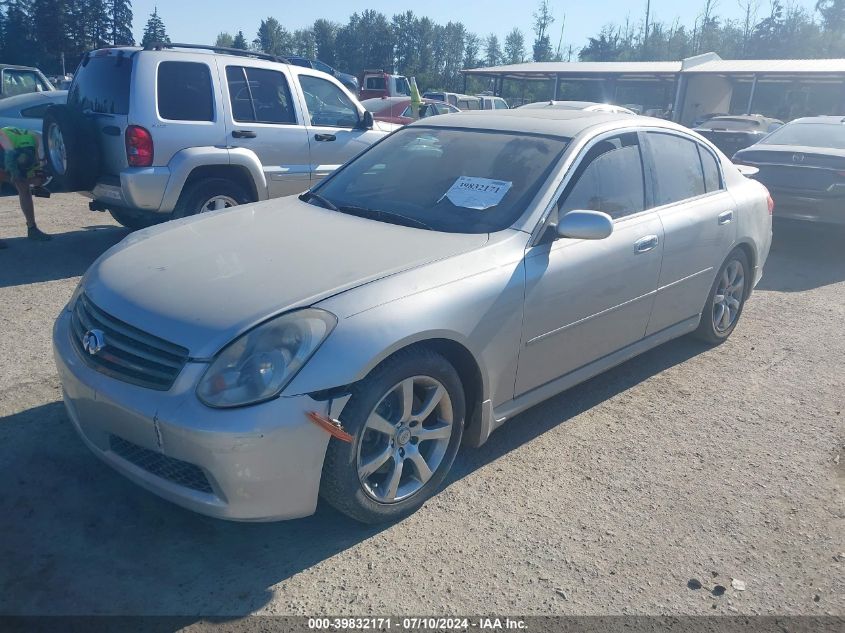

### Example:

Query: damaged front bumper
xmin=52 ymin=309 xmax=333 ymax=521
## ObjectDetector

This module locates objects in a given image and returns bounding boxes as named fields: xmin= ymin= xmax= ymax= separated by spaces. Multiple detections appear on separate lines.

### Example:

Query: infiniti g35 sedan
xmin=53 ymin=110 xmax=773 ymax=524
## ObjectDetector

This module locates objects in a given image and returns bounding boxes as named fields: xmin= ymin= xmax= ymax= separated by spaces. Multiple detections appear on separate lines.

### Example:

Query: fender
xmin=158 ymin=146 xmax=269 ymax=212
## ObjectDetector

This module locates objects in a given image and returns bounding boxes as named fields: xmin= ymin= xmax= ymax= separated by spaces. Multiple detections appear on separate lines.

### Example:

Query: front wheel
xmin=320 ymin=348 xmax=465 ymax=524
xmin=694 ymin=248 xmax=750 ymax=344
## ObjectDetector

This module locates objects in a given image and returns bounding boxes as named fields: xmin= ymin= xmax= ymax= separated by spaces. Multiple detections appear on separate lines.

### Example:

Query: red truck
xmin=358 ymin=69 xmax=411 ymax=101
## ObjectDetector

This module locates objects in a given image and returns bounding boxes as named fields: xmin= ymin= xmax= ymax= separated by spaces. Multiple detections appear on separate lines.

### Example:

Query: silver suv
xmin=43 ymin=44 xmax=398 ymax=228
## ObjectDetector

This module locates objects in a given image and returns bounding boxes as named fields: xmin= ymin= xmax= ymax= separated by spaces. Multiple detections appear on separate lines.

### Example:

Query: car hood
xmin=83 ymin=198 xmax=489 ymax=358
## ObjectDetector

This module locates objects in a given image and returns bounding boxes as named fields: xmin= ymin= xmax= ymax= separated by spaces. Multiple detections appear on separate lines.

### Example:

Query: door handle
xmin=634 ymin=234 xmax=659 ymax=254
xmin=232 ymin=130 xmax=256 ymax=138
xmin=718 ymin=210 xmax=734 ymax=225
xmin=315 ymin=133 xmax=336 ymax=142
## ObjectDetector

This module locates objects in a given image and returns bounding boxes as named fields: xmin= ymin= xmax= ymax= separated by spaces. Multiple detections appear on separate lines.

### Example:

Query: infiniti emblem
xmin=792 ymin=153 xmax=805 ymax=164
xmin=82 ymin=329 xmax=106 ymax=355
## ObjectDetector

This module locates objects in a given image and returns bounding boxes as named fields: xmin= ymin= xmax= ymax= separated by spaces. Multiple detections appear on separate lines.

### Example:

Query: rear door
xmin=68 ymin=51 xmax=134 ymax=177
xmin=294 ymin=71 xmax=385 ymax=182
xmin=220 ymin=62 xmax=311 ymax=197
xmin=642 ymin=131 xmax=737 ymax=334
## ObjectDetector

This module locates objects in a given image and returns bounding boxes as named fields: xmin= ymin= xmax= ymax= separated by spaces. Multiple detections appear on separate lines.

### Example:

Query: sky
xmin=132 ymin=0 xmax=820 ymax=55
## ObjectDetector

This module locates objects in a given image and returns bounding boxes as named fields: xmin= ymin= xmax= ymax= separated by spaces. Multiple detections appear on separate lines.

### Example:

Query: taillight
xmin=125 ymin=125 xmax=153 ymax=167
xmin=761 ymin=186 xmax=775 ymax=215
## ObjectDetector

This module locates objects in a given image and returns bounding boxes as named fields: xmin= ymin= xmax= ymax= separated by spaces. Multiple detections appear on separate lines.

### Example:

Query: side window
xmin=3 ymin=70 xmax=41 ymax=96
xmin=698 ymin=145 xmax=723 ymax=192
xmin=646 ymin=132 xmax=706 ymax=206
xmin=226 ymin=66 xmax=296 ymax=124
xmin=494 ymin=99 xmax=509 ymax=110
xmin=157 ymin=62 xmax=213 ymax=121
xmin=299 ymin=75 xmax=359 ymax=128
xmin=365 ymin=76 xmax=385 ymax=90
xmin=559 ymin=133 xmax=645 ymax=220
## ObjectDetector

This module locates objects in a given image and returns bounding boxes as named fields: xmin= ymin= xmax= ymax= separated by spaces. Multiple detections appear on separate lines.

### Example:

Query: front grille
xmin=70 ymin=294 xmax=189 ymax=391
xmin=109 ymin=435 xmax=213 ymax=494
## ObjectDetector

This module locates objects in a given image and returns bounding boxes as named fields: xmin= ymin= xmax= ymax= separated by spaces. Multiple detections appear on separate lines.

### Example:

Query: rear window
xmin=646 ymin=132 xmax=706 ymax=206
xmin=157 ymin=62 xmax=213 ymax=121
xmin=365 ymin=76 xmax=386 ymax=90
xmin=760 ymin=121 xmax=845 ymax=149
xmin=69 ymin=54 xmax=131 ymax=115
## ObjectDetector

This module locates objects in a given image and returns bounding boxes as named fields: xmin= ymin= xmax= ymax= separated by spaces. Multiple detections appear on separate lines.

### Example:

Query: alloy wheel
xmin=356 ymin=376 xmax=454 ymax=503
xmin=712 ymin=259 xmax=745 ymax=333
xmin=47 ymin=123 xmax=67 ymax=176
xmin=199 ymin=195 xmax=238 ymax=213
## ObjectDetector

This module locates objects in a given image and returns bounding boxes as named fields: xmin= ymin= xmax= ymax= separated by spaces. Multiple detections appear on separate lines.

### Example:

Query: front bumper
xmin=52 ymin=309 xmax=332 ymax=521
xmin=770 ymin=190 xmax=845 ymax=225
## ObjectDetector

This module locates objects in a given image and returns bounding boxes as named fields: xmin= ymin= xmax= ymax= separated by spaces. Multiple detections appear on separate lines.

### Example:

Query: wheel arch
xmin=733 ymin=240 xmax=756 ymax=298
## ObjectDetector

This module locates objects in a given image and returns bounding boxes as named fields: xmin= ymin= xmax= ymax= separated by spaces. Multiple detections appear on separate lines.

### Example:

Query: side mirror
xmin=556 ymin=210 xmax=614 ymax=240
xmin=358 ymin=110 xmax=374 ymax=130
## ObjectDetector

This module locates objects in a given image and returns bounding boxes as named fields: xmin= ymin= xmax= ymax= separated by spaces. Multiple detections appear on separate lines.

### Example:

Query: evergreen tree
xmin=232 ymin=30 xmax=248 ymax=50
xmin=484 ymin=33 xmax=502 ymax=66
xmin=141 ymin=6 xmax=169 ymax=47
xmin=532 ymin=0 xmax=554 ymax=61
xmin=504 ymin=28 xmax=526 ymax=64
xmin=215 ymin=32 xmax=234 ymax=48
xmin=111 ymin=0 xmax=134 ymax=45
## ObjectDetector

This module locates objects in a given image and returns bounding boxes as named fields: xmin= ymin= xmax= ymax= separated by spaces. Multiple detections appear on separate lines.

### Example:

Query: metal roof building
xmin=463 ymin=53 xmax=845 ymax=124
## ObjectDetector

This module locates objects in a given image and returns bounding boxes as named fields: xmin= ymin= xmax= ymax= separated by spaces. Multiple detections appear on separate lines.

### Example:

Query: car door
xmin=516 ymin=132 xmax=664 ymax=395
xmin=296 ymin=73 xmax=383 ymax=182
xmin=641 ymin=131 xmax=737 ymax=335
xmin=220 ymin=63 xmax=311 ymax=197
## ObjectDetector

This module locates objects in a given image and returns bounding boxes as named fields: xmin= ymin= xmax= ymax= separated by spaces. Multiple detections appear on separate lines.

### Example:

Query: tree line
xmin=3 ymin=1 xmax=845 ymax=91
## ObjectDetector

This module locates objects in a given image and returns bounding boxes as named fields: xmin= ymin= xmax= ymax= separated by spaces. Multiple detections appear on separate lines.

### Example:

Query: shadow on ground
xmin=0 ymin=335 xmax=708 ymax=617
xmin=758 ymin=220 xmax=845 ymax=292
xmin=0 ymin=225 xmax=128 ymax=288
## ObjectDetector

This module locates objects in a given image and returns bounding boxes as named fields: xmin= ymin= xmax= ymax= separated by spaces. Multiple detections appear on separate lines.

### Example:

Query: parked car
xmin=359 ymin=70 xmax=411 ymax=100
xmin=42 ymin=44 xmax=398 ymax=229
xmin=477 ymin=94 xmax=509 ymax=110
xmin=0 ymin=90 xmax=66 ymax=133
xmin=694 ymin=114 xmax=783 ymax=157
xmin=54 ymin=109 xmax=772 ymax=524
xmin=733 ymin=115 xmax=845 ymax=225
xmin=361 ymin=96 xmax=459 ymax=125
xmin=423 ymin=91 xmax=482 ymax=110
xmin=284 ymin=56 xmax=358 ymax=93
xmin=0 ymin=64 xmax=55 ymax=99
xmin=520 ymin=100 xmax=636 ymax=115
xmin=693 ymin=112 xmax=729 ymax=127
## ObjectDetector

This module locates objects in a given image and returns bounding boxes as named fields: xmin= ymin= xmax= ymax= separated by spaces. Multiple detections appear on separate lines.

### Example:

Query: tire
xmin=107 ymin=207 xmax=166 ymax=231
xmin=42 ymin=105 xmax=100 ymax=192
xmin=320 ymin=347 xmax=466 ymax=524
xmin=694 ymin=248 xmax=751 ymax=344
xmin=171 ymin=177 xmax=252 ymax=219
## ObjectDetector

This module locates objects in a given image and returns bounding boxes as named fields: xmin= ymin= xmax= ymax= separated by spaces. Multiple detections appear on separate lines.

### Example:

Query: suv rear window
xmin=70 ymin=54 xmax=131 ymax=115
xmin=157 ymin=62 xmax=214 ymax=121
xmin=365 ymin=76 xmax=385 ymax=90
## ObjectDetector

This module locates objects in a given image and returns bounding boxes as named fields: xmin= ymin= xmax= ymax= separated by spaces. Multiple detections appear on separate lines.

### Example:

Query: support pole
xmin=746 ymin=74 xmax=758 ymax=115
xmin=553 ymin=75 xmax=560 ymax=100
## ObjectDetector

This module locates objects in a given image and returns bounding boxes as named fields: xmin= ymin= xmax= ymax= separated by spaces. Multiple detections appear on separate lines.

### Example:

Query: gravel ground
xmin=0 ymin=193 xmax=842 ymax=618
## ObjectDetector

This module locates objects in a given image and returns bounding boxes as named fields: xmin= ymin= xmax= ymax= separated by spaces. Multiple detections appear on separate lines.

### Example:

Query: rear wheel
xmin=172 ymin=178 xmax=252 ymax=219
xmin=320 ymin=348 xmax=465 ymax=524
xmin=694 ymin=248 xmax=750 ymax=344
xmin=42 ymin=106 xmax=100 ymax=192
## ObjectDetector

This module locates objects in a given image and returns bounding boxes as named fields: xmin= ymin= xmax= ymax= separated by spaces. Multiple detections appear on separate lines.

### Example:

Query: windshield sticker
xmin=441 ymin=176 xmax=513 ymax=210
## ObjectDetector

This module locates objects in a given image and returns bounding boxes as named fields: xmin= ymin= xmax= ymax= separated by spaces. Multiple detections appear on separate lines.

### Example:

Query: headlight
xmin=197 ymin=309 xmax=336 ymax=408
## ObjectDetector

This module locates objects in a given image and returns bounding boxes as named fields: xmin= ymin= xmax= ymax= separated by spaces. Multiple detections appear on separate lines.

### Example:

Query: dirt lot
xmin=0 ymin=193 xmax=842 ymax=618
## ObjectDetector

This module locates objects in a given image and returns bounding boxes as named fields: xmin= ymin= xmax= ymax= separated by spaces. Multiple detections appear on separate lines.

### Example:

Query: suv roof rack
xmin=143 ymin=42 xmax=288 ymax=64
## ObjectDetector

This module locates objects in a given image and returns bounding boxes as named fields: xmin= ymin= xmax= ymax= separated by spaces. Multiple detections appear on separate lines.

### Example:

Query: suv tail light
xmin=126 ymin=125 xmax=153 ymax=167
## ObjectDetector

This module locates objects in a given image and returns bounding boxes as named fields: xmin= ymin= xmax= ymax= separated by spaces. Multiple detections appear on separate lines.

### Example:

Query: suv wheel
xmin=42 ymin=106 xmax=100 ymax=192
xmin=320 ymin=348 xmax=465 ymax=524
xmin=172 ymin=178 xmax=252 ymax=219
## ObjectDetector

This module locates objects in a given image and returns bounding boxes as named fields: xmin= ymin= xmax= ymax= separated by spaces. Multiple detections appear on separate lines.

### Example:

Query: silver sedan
xmin=53 ymin=110 xmax=772 ymax=523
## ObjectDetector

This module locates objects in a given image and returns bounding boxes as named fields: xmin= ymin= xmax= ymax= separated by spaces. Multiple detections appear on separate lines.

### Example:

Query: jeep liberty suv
xmin=43 ymin=44 xmax=398 ymax=229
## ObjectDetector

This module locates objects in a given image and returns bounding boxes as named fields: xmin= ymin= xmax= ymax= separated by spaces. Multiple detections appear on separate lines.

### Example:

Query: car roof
xmin=414 ymin=108 xmax=656 ymax=138
xmin=788 ymin=115 xmax=845 ymax=124
xmin=0 ymin=64 xmax=42 ymax=71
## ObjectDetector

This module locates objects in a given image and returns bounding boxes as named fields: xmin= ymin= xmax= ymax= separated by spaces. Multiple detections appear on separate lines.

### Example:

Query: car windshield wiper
xmin=299 ymin=190 xmax=338 ymax=211
xmin=337 ymin=205 xmax=433 ymax=231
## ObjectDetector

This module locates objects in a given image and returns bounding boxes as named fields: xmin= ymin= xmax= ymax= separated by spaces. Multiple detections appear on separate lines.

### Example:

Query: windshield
xmin=311 ymin=127 xmax=569 ymax=233
xmin=760 ymin=122 xmax=845 ymax=149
